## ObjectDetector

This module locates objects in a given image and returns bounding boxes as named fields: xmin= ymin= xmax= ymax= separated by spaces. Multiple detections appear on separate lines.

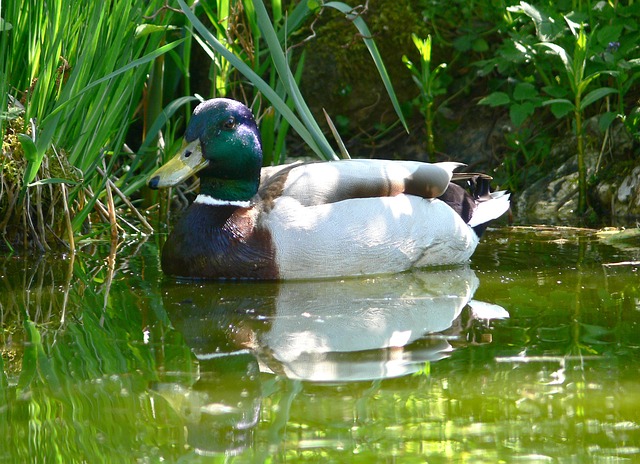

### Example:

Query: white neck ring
xmin=194 ymin=194 xmax=251 ymax=208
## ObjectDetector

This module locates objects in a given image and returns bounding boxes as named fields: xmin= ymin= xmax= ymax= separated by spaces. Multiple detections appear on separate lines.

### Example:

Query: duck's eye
xmin=223 ymin=116 xmax=236 ymax=130
xmin=184 ymin=150 xmax=192 ymax=158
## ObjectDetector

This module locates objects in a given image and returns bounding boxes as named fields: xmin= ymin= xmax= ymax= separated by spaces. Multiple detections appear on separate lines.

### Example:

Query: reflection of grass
xmin=257 ymin=354 xmax=640 ymax=462
xmin=474 ymin=226 xmax=640 ymax=359
xmin=0 ymin=241 xmax=197 ymax=461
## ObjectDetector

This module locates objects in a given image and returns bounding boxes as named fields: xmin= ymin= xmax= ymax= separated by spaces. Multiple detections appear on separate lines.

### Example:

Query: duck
xmin=148 ymin=98 xmax=510 ymax=280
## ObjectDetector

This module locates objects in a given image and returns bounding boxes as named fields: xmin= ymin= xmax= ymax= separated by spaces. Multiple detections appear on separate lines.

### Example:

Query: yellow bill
xmin=148 ymin=140 xmax=209 ymax=189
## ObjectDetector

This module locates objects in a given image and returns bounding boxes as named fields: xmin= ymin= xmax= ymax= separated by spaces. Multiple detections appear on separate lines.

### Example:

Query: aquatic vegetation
xmin=475 ymin=1 xmax=640 ymax=209
xmin=403 ymin=34 xmax=449 ymax=161
xmin=0 ymin=0 xmax=184 ymax=249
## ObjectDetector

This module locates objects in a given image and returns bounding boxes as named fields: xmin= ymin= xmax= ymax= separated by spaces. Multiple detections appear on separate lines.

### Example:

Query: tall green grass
xmin=0 ymin=0 xmax=184 ymax=249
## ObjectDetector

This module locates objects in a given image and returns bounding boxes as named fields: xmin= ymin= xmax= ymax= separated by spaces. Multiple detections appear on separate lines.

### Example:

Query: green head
xmin=148 ymin=98 xmax=263 ymax=201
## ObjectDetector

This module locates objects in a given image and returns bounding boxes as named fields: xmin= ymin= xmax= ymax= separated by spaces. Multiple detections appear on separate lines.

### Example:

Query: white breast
xmin=261 ymin=194 xmax=479 ymax=279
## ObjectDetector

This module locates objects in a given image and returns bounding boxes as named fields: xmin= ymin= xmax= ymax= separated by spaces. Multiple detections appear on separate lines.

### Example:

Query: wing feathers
xmin=260 ymin=159 xmax=464 ymax=206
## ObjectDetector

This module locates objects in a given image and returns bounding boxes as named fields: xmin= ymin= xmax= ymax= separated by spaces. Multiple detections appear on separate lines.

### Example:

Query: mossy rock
xmin=300 ymin=0 xmax=427 ymax=135
xmin=1 ymin=116 xmax=82 ymax=249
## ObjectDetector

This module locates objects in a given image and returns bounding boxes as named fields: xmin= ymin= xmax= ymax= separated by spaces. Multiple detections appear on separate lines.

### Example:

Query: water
xmin=0 ymin=226 xmax=639 ymax=462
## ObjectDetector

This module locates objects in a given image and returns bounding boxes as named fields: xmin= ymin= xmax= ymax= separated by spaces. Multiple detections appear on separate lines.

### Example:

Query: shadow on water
xmin=0 ymin=225 xmax=639 ymax=462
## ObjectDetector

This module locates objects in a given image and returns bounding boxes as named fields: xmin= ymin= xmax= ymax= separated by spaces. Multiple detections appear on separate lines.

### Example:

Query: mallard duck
xmin=148 ymin=98 xmax=510 ymax=280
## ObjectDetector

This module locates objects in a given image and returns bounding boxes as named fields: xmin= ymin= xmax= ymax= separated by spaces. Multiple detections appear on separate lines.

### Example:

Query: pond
xmin=1 ymin=225 xmax=639 ymax=462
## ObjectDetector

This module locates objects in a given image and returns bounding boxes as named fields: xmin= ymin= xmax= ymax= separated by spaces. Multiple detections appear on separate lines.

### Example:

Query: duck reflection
xmin=156 ymin=267 xmax=508 ymax=456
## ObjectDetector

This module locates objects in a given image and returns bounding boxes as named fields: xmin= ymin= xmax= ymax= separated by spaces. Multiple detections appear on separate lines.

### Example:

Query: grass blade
xmin=40 ymin=39 xmax=185 ymax=126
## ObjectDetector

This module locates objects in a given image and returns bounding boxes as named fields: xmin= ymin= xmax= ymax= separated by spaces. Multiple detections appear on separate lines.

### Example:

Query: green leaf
xmin=18 ymin=134 xmax=44 ymax=189
xmin=323 ymin=109 xmax=350 ymax=159
xmin=580 ymin=87 xmax=618 ymax=111
xmin=626 ymin=58 xmax=640 ymax=68
xmin=475 ymin=59 xmax=496 ymax=77
xmin=28 ymin=178 xmax=79 ymax=187
xmin=542 ymin=85 xmax=568 ymax=98
xmin=307 ymin=0 xmax=321 ymax=11
xmin=139 ymin=96 xmax=201 ymax=159
xmin=403 ymin=55 xmax=418 ymax=74
xmin=478 ymin=92 xmax=510 ymax=107
xmin=472 ymin=37 xmax=489 ymax=52
xmin=499 ymin=40 xmax=530 ymax=64
xmin=542 ymin=98 xmax=574 ymax=107
xmin=539 ymin=42 xmax=574 ymax=79
xmin=453 ymin=35 xmax=473 ymax=52
xmin=135 ymin=24 xmax=179 ymax=38
xmin=596 ymin=25 xmax=623 ymax=47
xmin=564 ymin=15 xmax=582 ymax=37
xmin=276 ymin=1 xmax=315 ymax=42
xmin=411 ymin=33 xmax=431 ymax=63
xmin=260 ymin=107 xmax=276 ymax=166
xmin=598 ymin=112 xmax=619 ymax=132
xmin=542 ymin=99 xmax=575 ymax=118
xmin=17 ymin=134 xmax=38 ymax=163
xmin=510 ymin=101 xmax=535 ymax=127
xmin=513 ymin=82 xmax=538 ymax=101
xmin=518 ymin=2 xmax=563 ymax=41
xmin=573 ymin=27 xmax=588 ymax=74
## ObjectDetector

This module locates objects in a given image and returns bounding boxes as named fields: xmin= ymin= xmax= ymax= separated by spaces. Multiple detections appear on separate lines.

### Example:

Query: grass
xmin=1 ymin=0 xmax=184 ymax=250
xmin=179 ymin=0 xmax=407 ymax=162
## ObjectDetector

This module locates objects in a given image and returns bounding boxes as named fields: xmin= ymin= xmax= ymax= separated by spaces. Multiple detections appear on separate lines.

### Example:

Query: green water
xmin=0 ymin=226 xmax=639 ymax=463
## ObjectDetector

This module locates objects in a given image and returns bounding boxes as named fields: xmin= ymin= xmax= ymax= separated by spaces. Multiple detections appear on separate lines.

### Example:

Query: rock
xmin=514 ymin=118 xmax=640 ymax=221
xmin=516 ymin=171 xmax=579 ymax=221
xmin=519 ymin=161 xmax=640 ymax=221
xmin=617 ymin=166 xmax=640 ymax=204
xmin=599 ymin=165 xmax=640 ymax=217
xmin=514 ymin=141 xmax=589 ymax=221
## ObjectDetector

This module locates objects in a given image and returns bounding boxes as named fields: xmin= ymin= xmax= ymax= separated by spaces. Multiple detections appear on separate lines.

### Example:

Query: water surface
xmin=0 ymin=226 xmax=639 ymax=462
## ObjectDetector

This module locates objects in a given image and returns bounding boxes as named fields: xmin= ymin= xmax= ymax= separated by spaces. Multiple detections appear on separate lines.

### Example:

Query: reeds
xmin=1 ymin=0 xmax=182 ymax=250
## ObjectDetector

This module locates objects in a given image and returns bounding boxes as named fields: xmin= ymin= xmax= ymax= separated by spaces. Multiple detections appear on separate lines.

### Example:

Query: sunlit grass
xmin=0 ymin=0 xmax=184 ymax=249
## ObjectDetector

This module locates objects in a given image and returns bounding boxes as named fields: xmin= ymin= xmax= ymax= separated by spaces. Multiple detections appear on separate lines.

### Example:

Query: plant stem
xmin=574 ymin=101 xmax=587 ymax=215
xmin=426 ymin=103 xmax=435 ymax=162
